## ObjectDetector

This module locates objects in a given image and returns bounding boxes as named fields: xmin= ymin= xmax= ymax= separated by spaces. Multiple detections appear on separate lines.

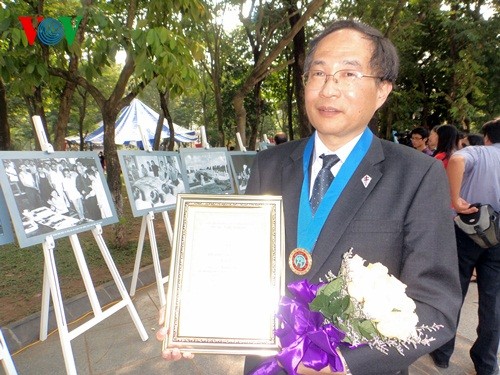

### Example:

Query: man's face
xmin=411 ymin=134 xmax=427 ymax=149
xmin=304 ymin=29 xmax=392 ymax=149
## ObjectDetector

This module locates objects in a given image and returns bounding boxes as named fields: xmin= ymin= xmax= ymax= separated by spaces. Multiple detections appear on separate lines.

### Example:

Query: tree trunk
xmin=102 ymin=106 xmax=125 ymax=247
xmin=0 ymin=78 xmax=10 ymax=150
xmin=54 ymin=81 xmax=77 ymax=150
xmin=233 ymin=92 xmax=247 ymax=148
xmin=77 ymin=88 xmax=88 ymax=151
xmin=287 ymin=0 xmax=310 ymax=139
xmin=249 ymin=82 xmax=262 ymax=151
xmin=286 ymin=65 xmax=294 ymax=140
xmin=159 ymin=90 xmax=176 ymax=151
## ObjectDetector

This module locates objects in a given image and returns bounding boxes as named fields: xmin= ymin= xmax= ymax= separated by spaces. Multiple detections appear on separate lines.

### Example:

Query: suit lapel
xmin=281 ymin=139 xmax=309 ymax=255
xmin=309 ymin=138 xmax=385 ymax=279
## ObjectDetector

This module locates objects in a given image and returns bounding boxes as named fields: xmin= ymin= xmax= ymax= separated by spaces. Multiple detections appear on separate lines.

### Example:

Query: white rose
xmin=362 ymin=294 xmax=394 ymax=321
xmin=347 ymin=272 xmax=372 ymax=302
xmin=347 ymin=254 xmax=366 ymax=274
xmin=366 ymin=262 xmax=389 ymax=278
xmin=376 ymin=310 xmax=419 ymax=341
xmin=392 ymin=294 xmax=417 ymax=313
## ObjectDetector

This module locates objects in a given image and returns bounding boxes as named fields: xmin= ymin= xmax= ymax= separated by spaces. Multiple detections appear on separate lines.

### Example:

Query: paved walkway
xmin=1 ymin=262 xmax=498 ymax=375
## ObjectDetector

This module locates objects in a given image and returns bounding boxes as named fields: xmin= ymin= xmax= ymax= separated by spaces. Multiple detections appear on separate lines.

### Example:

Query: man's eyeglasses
xmin=411 ymin=136 xmax=423 ymax=141
xmin=302 ymin=69 xmax=383 ymax=90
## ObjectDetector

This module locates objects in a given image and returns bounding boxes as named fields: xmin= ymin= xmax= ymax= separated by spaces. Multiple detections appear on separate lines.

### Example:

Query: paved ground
xmin=1 ymin=261 xmax=498 ymax=375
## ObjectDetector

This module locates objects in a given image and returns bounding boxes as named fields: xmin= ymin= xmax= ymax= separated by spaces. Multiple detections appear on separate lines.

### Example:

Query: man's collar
xmin=313 ymin=131 xmax=364 ymax=163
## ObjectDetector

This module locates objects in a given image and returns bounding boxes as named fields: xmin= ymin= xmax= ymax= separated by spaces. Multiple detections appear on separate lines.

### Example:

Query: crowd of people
xmin=407 ymin=121 xmax=499 ymax=375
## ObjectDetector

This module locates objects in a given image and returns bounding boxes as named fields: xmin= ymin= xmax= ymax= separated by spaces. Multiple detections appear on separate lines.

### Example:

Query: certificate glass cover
xmin=163 ymin=194 xmax=284 ymax=356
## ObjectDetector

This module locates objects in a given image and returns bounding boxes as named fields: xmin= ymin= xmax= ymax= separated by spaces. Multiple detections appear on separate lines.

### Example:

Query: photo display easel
xmin=118 ymin=124 xmax=182 ymax=306
xmin=0 ymin=116 xmax=148 ymax=375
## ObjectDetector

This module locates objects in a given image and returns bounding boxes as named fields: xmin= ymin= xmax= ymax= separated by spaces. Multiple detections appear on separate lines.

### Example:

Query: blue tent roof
xmin=85 ymin=99 xmax=197 ymax=145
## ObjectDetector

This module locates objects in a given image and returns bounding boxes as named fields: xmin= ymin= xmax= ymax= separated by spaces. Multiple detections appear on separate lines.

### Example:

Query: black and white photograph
xmin=118 ymin=150 xmax=189 ymax=216
xmin=228 ymin=151 xmax=256 ymax=194
xmin=0 ymin=187 xmax=14 ymax=245
xmin=0 ymin=151 xmax=118 ymax=248
xmin=179 ymin=148 xmax=234 ymax=195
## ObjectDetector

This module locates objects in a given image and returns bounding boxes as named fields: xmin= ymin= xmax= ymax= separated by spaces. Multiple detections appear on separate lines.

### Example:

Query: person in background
xmin=158 ymin=19 xmax=461 ymax=375
xmin=430 ymin=118 xmax=500 ymax=375
xmin=410 ymin=127 xmax=433 ymax=155
xmin=98 ymin=151 xmax=105 ymax=171
xmin=460 ymin=133 xmax=484 ymax=148
xmin=427 ymin=126 xmax=438 ymax=153
xmin=430 ymin=124 xmax=459 ymax=168
xmin=274 ymin=132 xmax=288 ymax=145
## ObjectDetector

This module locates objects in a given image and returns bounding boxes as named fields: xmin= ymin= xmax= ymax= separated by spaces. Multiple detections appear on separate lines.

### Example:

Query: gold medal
xmin=289 ymin=248 xmax=312 ymax=275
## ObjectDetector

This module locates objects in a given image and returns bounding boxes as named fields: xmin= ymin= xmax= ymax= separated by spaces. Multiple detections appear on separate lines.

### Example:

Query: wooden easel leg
xmin=42 ymin=236 xmax=78 ymax=375
xmin=39 ymin=264 xmax=51 ymax=341
xmin=161 ymin=211 xmax=173 ymax=248
xmin=69 ymin=234 xmax=102 ymax=315
xmin=0 ymin=328 xmax=18 ymax=375
xmin=91 ymin=225 xmax=148 ymax=341
xmin=129 ymin=215 xmax=147 ymax=297
xmin=144 ymin=212 xmax=167 ymax=307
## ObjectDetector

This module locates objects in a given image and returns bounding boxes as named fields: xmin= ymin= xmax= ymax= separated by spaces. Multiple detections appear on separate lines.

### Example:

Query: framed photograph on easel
xmin=118 ymin=150 xmax=189 ymax=217
xmin=228 ymin=151 xmax=256 ymax=194
xmin=0 ymin=151 xmax=118 ymax=248
xmin=179 ymin=148 xmax=234 ymax=195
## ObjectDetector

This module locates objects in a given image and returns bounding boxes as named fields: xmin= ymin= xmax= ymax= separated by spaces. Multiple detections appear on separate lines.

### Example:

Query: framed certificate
xmin=163 ymin=194 xmax=285 ymax=356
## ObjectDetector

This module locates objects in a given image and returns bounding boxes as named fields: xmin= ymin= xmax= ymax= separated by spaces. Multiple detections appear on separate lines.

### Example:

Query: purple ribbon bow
xmin=250 ymin=279 xmax=346 ymax=375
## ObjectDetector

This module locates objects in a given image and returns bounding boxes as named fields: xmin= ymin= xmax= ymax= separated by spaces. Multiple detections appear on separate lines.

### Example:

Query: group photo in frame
xmin=179 ymin=148 xmax=234 ymax=195
xmin=0 ymin=151 xmax=118 ymax=248
xmin=118 ymin=150 xmax=189 ymax=216
xmin=228 ymin=151 xmax=256 ymax=194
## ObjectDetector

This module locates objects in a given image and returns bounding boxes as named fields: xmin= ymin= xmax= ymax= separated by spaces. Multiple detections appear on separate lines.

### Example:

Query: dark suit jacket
xmin=245 ymin=135 xmax=461 ymax=375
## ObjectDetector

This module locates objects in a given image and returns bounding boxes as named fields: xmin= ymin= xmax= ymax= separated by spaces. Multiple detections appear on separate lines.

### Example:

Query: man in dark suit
xmin=243 ymin=20 xmax=461 ymax=375
xmin=158 ymin=20 xmax=461 ymax=375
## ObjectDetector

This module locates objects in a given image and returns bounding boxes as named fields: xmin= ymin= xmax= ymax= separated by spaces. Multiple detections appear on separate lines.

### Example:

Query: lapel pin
xmin=362 ymin=175 xmax=372 ymax=188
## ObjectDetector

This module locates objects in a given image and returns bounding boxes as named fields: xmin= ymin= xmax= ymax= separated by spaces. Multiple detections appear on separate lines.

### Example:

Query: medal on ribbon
xmin=289 ymin=248 xmax=313 ymax=275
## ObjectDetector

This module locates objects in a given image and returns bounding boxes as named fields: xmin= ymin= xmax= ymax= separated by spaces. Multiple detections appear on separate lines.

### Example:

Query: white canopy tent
xmin=84 ymin=99 xmax=198 ymax=146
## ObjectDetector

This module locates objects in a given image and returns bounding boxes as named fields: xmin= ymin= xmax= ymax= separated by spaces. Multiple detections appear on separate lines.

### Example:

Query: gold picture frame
xmin=163 ymin=194 xmax=285 ymax=356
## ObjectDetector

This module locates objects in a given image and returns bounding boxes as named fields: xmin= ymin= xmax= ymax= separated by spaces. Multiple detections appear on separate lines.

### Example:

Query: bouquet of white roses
xmin=250 ymin=250 xmax=442 ymax=375
xmin=311 ymin=250 xmax=441 ymax=355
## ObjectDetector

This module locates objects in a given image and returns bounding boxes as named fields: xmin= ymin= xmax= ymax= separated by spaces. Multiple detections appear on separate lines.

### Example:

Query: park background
xmin=0 ymin=0 xmax=499 ymax=326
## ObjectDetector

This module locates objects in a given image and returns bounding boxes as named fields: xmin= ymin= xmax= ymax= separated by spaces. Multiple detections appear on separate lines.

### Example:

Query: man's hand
xmin=157 ymin=306 xmax=194 ymax=361
xmin=296 ymin=362 xmax=346 ymax=375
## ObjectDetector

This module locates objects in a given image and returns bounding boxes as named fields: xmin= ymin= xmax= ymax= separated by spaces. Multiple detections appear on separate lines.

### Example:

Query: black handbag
xmin=454 ymin=204 xmax=500 ymax=249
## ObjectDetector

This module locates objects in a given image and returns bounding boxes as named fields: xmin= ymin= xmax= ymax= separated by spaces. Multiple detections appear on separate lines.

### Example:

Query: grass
xmin=0 ymin=192 xmax=172 ymax=325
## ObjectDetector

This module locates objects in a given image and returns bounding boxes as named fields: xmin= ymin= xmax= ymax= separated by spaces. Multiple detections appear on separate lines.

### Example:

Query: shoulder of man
xmin=377 ymin=137 xmax=439 ymax=168
xmin=455 ymin=144 xmax=500 ymax=161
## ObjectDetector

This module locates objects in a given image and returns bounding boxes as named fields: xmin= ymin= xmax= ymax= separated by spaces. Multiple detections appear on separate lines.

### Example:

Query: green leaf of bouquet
xmin=345 ymin=298 xmax=355 ymax=315
xmin=358 ymin=320 xmax=377 ymax=339
xmin=322 ymin=278 xmax=343 ymax=297
xmin=327 ymin=295 xmax=350 ymax=318
xmin=309 ymin=294 xmax=331 ymax=312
